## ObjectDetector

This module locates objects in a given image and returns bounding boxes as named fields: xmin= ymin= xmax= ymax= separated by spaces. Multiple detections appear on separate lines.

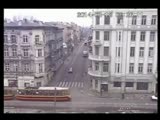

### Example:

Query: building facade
xmin=4 ymin=19 xmax=63 ymax=89
xmin=88 ymin=9 xmax=157 ymax=94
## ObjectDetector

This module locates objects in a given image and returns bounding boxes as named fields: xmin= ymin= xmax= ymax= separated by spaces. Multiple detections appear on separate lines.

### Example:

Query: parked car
xmin=151 ymin=95 xmax=157 ymax=101
xmin=68 ymin=67 xmax=73 ymax=73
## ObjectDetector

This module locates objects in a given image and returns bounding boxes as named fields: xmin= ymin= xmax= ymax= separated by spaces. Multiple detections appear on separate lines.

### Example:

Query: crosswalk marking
xmin=59 ymin=82 xmax=63 ymax=86
xmin=71 ymin=82 xmax=74 ymax=87
xmin=61 ymin=82 xmax=65 ymax=87
xmin=81 ymin=83 xmax=83 ymax=87
xmin=68 ymin=82 xmax=71 ymax=87
xmin=56 ymin=82 xmax=84 ymax=88
xmin=78 ymin=82 xmax=81 ymax=87
xmin=65 ymin=82 xmax=68 ymax=87
xmin=74 ymin=82 xmax=77 ymax=87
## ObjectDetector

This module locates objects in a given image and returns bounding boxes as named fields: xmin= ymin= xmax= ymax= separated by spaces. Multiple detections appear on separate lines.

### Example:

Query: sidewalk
xmin=86 ymin=89 xmax=152 ymax=100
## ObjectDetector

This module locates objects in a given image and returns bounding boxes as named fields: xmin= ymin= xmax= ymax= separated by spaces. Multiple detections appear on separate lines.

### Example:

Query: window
xmin=117 ymin=63 xmax=120 ymax=73
xmin=23 ymin=35 xmax=28 ymax=43
xmin=4 ymin=35 xmax=8 ymax=43
xmin=151 ymin=15 xmax=157 ymax=25
xmin=118 ymin=47 xmax=120 ymax=57
xmin=141 ymin=15 xmax=146 ymax=25
xmin=126 ymin=82 xmax=134 ymax=87
xmin=4 ymin=48 xmax=9 ymax=56
xmin=95 ymin=31 xmax=100 ymax=40
xmin=5 ymin=63 xmax=10 ymax=71
xmin=104 ymin=47 xmax=109 ymax=56
xmin=95 ymin=46 xmax=99 ymax=56
xmin=11 ymin=35 xmax=16 ymax=43
xmin=35 ymin=35 xmax=40 ymax=44
xmin=8 ymin=80 xmax=17 ymax=87
xmin=12 ymin=48 xmax=17 ymax=56
xmin=148 ymin=47 xmax=154 ymax=57
xmin=103 ymin=63 xmax=109 ymax=72
xmin=39 ymin=63 xmax=43 ymax=73
xmin=23 ymin=48 xmax=29 ymax=57
xmin=104 ymin=15 xmax=110 ymax=25
xmin=117 ymin=15 xmax=123 ymax=24
xmin=118 ymin=31 xmax=121 ymax=41
xmin=130 ymin=47 xmax=135 ymax=57
xmin=132 ymin=16 xmax=137 ymax=25
xmin=114 ymin=82 xmax=121 ymax=87
xmin=140 ymin=32 xmax=145 ymax=41
xmin=104 ymin=31 xmax=109 ymax=41
xmin=24 ymin=63 xmax=29 ymax=72
xmin=147 ymin=63 xmax=152 ymax=73
xmin=115 ymin=63 xmax=120 ymax=73
xmin=150 ymin=31 xmax=155 ymax=41
xmin=24 ymin=83 xmax=30 ymax=88
xmin=96 ymin=16 xmax=100 ymax=25
xmin=131 ymin=31 xmax=136 ymax=41
xmin=129 ymin=63 xmax=134 ymax=73
xmin=139 ymin=47 xmax=144 ymax=57
xmin=138 ymin=63 xmax=143 ymax=73
xmin=95 ymin=79 xmax=98 ymax=88
xmin=13 ymin=62 xmax=18 ymax=72
xmin=95 ymin=62 xmax=99 ymax=71
xmin=37 ymin=82 xmax=41 ymax=87
xmin=38 ymin=49 xmax=42 ymax=57
xmin=137 ymin=82 xmax=148 ymax=90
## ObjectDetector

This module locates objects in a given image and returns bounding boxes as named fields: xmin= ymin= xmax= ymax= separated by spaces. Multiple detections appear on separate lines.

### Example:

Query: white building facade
xmin=88 ymin=9 xmax=157 ymax=94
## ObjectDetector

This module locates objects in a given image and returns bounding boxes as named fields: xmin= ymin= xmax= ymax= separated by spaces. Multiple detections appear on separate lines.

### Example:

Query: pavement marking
xmin=58 ymin=82 xmax=63 ymax=87
xmin=78 ymin=82 xmax=81 ymax=87
xmin=68 ymin=82 xmax=71 ymax=87
xmin=71 ymin=82 xmax=74 ymax=87
xmin=81 ymin=83 xmax=84 ymax=88
xmin=75 ymin=82 xmax=78 ymax=87
xmin=61 ymin=82 xmax=65 ymax=87
xmin=65 ymin=82 xmax=68 ymax=87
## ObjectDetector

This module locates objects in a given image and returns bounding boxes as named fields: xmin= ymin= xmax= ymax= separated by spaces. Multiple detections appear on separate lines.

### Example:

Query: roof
xmin=4 ymin=20 xmax=62 ymax=30
xmin=38 ymin=87 xmax=69 ymax=90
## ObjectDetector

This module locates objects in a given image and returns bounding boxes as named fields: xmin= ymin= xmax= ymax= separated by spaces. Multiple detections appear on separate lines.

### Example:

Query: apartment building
xmin=88 ymin=9 xmax=157 ymax=94
xmin=4 ymin=19 xmax=63 ymax=89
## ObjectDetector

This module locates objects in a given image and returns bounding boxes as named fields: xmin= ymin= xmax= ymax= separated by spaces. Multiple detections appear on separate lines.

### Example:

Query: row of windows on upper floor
xmin=90 ymin=45 xmax=155 ymax=58
xmin=94 ymin=31 xmax=156 ymax=42
xmin=90 ymin=61 xmax=154 ymax=74
xmin=4 ymin=62 xmax=43 ymax=73
xmin=4 ymin=34 xmax=41 ymax=44
xmin=95 ymin=14 xmax=157 ymax=25
xmin=4 ymin=47 xmax=63 ymax=57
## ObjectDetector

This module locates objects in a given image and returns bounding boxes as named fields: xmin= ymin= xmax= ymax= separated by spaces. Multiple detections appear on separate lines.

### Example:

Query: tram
xmin=15 ymin=87 xmax=71 ymax=101
xmin=4 ymin=88 xmax=14 ymax=100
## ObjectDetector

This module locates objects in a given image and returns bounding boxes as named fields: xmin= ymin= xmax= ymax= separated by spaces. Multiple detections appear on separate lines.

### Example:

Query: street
xmin=4 ymin=41 xmax=157 ymax=113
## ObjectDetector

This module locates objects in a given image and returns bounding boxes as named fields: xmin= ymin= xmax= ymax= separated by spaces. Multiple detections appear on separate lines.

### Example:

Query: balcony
xmin=93 ymin=25 xmax=112 ymax=30
xmin=93 ymin=40 xmax=102 ymax=46
xmin=35 ymin=41 xmax=44 ymax=46
xmin=128 ymin=25 xmax=157 ymax=30
xmin=89 ymin=54 xmax=110 ymax=61
xmin=88 ymin=68 xmax=110 ymax=77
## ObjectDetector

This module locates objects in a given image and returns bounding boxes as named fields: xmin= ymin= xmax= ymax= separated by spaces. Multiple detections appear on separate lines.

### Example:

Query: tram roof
xmin=38 ymin=87 xmax=69 ymax=90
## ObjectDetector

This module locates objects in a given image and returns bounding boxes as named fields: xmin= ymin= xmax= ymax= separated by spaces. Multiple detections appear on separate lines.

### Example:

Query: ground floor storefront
xmin=90 ymin=76 xmax=157 ymax=94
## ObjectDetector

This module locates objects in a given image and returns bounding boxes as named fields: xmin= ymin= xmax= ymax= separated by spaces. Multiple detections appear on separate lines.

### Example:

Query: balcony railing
xmin=89 ymin=54 xmax=110 ymax=61
xmin=93 ymin=40 xmax=102 ymax=46
xmin=88 ymin=68 xmax=110 ymax=77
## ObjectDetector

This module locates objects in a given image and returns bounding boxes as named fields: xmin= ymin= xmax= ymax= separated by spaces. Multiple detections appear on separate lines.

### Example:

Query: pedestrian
xmin=122 ymin=93 xmax=125 ymax=99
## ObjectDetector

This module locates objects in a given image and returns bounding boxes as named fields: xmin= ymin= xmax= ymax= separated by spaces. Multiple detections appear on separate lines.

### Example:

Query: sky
xmin=4 ymin=9 xmax=93 ymax=27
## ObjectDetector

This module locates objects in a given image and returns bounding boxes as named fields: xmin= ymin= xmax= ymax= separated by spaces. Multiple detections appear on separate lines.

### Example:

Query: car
xmin=68 ymin=67 xmax=73 ymax=73
xmin=83 ymin=51 xmax=88 ymax=57
xmin=151 ymin=95 xmax=157 ymax=101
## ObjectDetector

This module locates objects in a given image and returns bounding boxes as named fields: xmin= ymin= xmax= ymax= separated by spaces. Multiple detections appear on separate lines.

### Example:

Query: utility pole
xmin=54 ymin=87 xmax=56 ymax=113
